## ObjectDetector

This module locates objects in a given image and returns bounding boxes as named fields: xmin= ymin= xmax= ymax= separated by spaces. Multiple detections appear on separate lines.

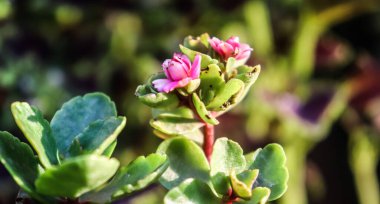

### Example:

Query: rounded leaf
xmin=81 ymin=153 xmax=168 ymax=203
xmin=35 ymin=155 xmax=119 ymax=198
xmin=164 ymin=179 xmax=221 ymax=204
xmin=69 ymin=116 xmax=126 ymax=156
xmin=247 ymin=144 xmax=288 ymax=201
xmin=210 ymin=137 xmax=246 ymax=176
xmin=11 ymin=102 xmax=59 ymax=167
xmin=0 ymin=132 xmax=49 ymax=203
xmin=50 ymin=93 xmax=117 ymax=156
xmin=157 ymin=137 xmax=210 ymax=189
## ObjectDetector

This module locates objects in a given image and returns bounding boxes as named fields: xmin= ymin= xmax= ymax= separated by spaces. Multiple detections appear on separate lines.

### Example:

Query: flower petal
xmin=226 ymin=36 xmax=240 ymax=47
xmin=190 ymin=54 xmax=201 ymax=79
xmin=162 ymin=78 xmax=192 ymax=93
xmin=152 ymin=78 xmax=172 ymax=92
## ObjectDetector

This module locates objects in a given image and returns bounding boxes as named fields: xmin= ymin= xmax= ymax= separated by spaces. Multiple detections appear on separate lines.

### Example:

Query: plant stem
xmin=350 ymin=130 xmax=380 ymax=204
xmin=280 ymin=140 xmax=309 ymax=204
xmin=203 ymin=123 xmax=214 ymax=163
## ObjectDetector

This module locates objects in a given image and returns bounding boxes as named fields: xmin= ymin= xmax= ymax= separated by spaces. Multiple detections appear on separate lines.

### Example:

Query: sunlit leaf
xmin=237 ymin=187 xmax=271 ymax=204
xmin=206 ymin=78 xmax=245 ymax=111
xmin=199 ymin=64 xmax=225 ymax=105
xmin=210 ymin=137 xmax=246 ymax=176
xmin=230 ymin=169 xmax=259 ymax=199
xmin=11 ymin=102 xmax=59 ymax=167
xmin=180 ymin=45 xmax=217 ymax=68
xmin=192 ymin=93 xmax=219 ymax=125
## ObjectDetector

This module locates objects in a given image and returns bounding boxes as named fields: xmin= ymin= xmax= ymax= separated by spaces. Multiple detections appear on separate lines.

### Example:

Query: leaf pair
xmin=158 ymin=137 xmax=289 ymax=204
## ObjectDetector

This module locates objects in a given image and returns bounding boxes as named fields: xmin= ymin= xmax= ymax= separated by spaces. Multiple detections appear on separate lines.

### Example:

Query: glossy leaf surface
xmin=69 ymin=116 xmax=126 ymax=156
xmin=50 ymin=93 xmax=117 ymax=156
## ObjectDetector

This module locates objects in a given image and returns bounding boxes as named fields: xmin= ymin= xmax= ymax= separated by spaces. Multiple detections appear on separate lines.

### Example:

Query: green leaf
xmin=244 ymin=149 xmax=261 ymax=166
xmin=157 ymin=137 xmax=210 ymax=189
xmin=179 ymin=45 xmax=217 ymax=68
xmin=233 ymin=65 xmax=261 ymax=105
xmin=183 ymin=33 xmax=210 ymax=52
xmin=164 ymin=179 xmax=221 ymax=204
xmin=151 ymin=107 xmax=204 ymax=143
xmin=81 ymin=153 xmax=168 ymax=203
xmin=102 ymin=140 xmax=117 ymax=158
xmin=150 ymin=116 xmax=204 ymax=136
xmin=136 ymin=84 xmax=179 ymax=109
xmin=35 ymin=155 xmax=119 ymax=198
xmin=238 ymin=187 xmax=271 ymax=204
xmin=210 ymin=137 xmax=246 ymax=176
xmin=206 ymin=78 xmax=245 ymax=111
xmin=210 ymin=172 xmax=230 ymax=195
xmin=153 ymin=128 xmax=204 ymax=145
xmin=192 ymin=93 xmax=219 ymax=125
xmin=152 ymin=106 xmax=194 ymax=119
xmin=50 ymin=93 xmax=117 ymax=156
xmin=69 ymin=116 xmax=126 ymax=156
xmin=247 ymin=144 xmax=288 ymax=201
xmin=225 ymin=57 xmax=236 ymax=74
xmin=184 ymin=78 xmax=200 ymax=93
xmin=0 ymin=131 xmax=48 ymax=203
xmin=199 ymin=64 xmax=225 ymax=105
xmin=230 ymin=169 xmax=259 ymax=199
xmin=11 ymin=102 xmax=59 ymax=167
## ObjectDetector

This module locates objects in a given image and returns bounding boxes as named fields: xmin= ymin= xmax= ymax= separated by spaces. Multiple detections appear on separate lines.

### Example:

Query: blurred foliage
xmin=0 ymin=0 xmax=380 ymax=203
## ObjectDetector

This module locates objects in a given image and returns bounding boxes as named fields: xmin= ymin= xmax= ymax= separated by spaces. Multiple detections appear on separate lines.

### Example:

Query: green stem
xmin=280 ymin=141 xmax=309 ymax=204
xmin=349 ymin=129 xmax=380 ymax=204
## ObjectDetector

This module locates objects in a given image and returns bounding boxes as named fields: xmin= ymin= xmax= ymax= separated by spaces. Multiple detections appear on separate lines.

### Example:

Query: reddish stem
xmin=203 ymin=123 xmax=214 ymax=163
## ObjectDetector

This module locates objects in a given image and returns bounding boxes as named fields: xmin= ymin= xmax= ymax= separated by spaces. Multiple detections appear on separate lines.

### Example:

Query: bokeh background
xmin=0 ymin=0 xmax=379 ymax=203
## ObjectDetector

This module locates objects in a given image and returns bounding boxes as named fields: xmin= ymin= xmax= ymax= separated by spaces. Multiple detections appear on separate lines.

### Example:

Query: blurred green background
xmin=0 ymin=0 xmax=379 ymax=203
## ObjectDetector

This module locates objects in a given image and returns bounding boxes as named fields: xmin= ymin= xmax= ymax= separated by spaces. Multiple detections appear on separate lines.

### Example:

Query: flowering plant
xmin=136 ymin=33 xmax=289 ymax=203
xmin=0 ymin=34 xmax=288 ymax=204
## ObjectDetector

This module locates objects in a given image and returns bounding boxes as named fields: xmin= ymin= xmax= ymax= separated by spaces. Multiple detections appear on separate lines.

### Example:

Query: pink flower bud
xmin=152 ymin=53 xmax=201 ymax=93
xmin=209 ymin=36 xmax=253 ymax=63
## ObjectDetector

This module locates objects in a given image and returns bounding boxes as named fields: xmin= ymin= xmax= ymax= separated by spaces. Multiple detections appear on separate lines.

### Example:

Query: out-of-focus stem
xmin=280 ymin=141 xmax=309 ymax=204
xmin=349 ymin=129 xmax=380 ymax=204
xmin=203 ymin=123 xmax=214 ymax=163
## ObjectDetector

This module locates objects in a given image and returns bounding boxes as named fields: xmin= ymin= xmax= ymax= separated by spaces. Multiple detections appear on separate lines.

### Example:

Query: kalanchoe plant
xmin=0 ymin=93 xmax=168 ymax=204
xmin=136 ymin=33 xmax=289 ymax=203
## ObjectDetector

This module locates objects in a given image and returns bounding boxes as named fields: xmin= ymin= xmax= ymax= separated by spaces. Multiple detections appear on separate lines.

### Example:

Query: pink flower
xmin=209 ymin=36 xmax=252 ymax=63
xmin=152 ymin=53 xmax=201 ymax=93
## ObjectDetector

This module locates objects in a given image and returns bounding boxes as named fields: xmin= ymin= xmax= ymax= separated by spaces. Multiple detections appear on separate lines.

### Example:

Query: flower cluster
xmin=136 ymin=33 xmax=261 ymax=128
xmin=151 ymin=35 xmax=253 ymax=94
